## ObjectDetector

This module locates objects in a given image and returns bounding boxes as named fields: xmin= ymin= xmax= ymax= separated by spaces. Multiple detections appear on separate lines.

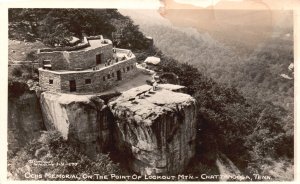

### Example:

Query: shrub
xmin=25 ymin=51 xmax=38 ymax=61
xmin=8 ymin=80 xmax=29 ymax=98
xmin=11 ymin=66 xmax=22 ymax=77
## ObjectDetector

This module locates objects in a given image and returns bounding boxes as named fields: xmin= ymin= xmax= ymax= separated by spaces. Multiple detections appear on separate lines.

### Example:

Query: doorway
xmin=69 ymin=80 xmax=76 ymax=92
xmin=117 ymin=70 xmax=122 ymax=81
xmin=96 ymin=54 xmax=102 ymax=65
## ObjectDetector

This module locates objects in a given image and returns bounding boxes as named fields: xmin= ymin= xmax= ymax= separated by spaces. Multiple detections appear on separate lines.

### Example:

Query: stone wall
xmin=60 ymin=57 xmax=137 ymax=93
xmin=38 ymin=43 xmax=113 ymax=71
xmin=39 ymin=69 xmax=61 ymax=92
xmin=39 ymin=57 xmax=137 ymax=93
xmin=37 ymin=52 xmax=68 ymax=70
xmin=68 ymin=44 xmax=113 ymax=70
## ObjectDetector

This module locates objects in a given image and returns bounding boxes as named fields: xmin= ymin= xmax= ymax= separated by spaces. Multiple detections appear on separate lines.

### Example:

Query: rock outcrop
xmin=39 ymin=84 xmax=197 ymax=174
xmin=109 ymin=85 xmax=197 ymax=175
xmin=40 ymin=92 xmax=112 ymax=157
xmin=8 ymin=90 xmax=44 ymax=157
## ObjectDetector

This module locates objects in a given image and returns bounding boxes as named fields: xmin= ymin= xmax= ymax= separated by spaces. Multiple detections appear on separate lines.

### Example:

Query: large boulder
xmin=40 ymin=92 xmax=112 ymax=157
xmin=109 ymin=85 xmax=197 ymax=175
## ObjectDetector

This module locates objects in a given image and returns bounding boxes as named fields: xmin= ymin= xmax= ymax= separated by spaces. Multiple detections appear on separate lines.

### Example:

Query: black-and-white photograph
xmin=4 ymin=0 xmax=296 ymax=182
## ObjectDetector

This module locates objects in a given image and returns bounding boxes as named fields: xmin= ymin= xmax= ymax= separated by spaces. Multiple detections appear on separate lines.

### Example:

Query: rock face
xmin=39 ymin=84 xmax=197 ymax=174
xmin=8 ymin=91 xmax=44 ymax=156
xmin=108 ymin=85 xmax=197 ymax=175
xmin=40 ymin=92 xmax=112 ymax=157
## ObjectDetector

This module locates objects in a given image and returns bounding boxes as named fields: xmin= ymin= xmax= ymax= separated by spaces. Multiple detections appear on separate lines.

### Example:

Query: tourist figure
xmin=153 ymin=81 xmax=158 ymax=91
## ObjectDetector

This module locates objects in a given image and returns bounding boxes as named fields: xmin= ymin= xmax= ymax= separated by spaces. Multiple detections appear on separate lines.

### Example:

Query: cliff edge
xmin=109 ymin=84 xmax=197 ymax=175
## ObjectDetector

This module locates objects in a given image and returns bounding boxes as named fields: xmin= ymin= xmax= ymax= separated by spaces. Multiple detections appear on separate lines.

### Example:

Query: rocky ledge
xmin=108 ymin=84 xmax=197 ymax=175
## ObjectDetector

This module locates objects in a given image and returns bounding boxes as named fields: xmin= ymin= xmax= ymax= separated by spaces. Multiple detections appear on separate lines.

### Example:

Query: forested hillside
xmin=141 ymin=49 xmax=293 ymax=180
xmin=121 ymin=10 xmax=294 ymax=112
xmin=8 ymin=8 xmax=293 ymax=180
xmin=9 ymin=9 xmax=148 ymax=49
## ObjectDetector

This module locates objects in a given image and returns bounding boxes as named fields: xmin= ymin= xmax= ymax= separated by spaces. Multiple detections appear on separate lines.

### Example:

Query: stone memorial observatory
xmin=38 ymin=35 xmax=137 ymax=93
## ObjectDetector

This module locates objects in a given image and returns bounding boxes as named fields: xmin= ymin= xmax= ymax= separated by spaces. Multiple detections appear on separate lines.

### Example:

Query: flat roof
xmin=39 ymin=38 xmax=112 ymax=53
xmin=80 ymin=39 xmax=112 ymax=52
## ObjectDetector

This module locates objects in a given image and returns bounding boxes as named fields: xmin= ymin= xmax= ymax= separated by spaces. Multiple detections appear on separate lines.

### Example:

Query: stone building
xmin=38 ymin=35 xmax=137 ymax=93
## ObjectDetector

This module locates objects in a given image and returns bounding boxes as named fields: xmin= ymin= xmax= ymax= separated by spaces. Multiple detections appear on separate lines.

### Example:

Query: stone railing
xmin=115 ymin=48 xmax=133 ymax=57
xmin=115 ymin=48 xmax=130 ymax=54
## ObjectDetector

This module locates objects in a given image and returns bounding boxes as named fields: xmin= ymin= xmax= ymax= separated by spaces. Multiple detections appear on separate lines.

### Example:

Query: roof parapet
xmin=38 ymin=35 xmax=109 ymax=53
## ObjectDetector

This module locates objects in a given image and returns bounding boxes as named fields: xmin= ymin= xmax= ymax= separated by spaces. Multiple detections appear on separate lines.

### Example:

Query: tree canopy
xmin=9 ymin=9 xmax=149 ymax=49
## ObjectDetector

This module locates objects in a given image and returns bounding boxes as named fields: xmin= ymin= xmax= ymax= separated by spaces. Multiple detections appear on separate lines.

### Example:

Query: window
xmin=103 ymin=76 xmax=106 ymax=81
xmin=85 ymin=79 xmax=91 ymax=84
xmin=107 ymin=74 xmax=111 ymax=79
xmin=127 ymin=66 xmax=130 ymax=71
xmin=49 ymin=79 xmax=53 ymax=84
xmin=112 ymin=72 xmax=115 ymax=78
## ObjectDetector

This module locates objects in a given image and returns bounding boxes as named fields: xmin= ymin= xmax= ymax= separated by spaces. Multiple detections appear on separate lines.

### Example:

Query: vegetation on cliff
xmin=8 ymin=131 xmax=120 ymax=180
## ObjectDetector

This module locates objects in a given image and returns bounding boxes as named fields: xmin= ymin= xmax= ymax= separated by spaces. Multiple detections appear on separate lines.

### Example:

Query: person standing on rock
xmin=153 ymin=80 xmax=158 ymax=91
